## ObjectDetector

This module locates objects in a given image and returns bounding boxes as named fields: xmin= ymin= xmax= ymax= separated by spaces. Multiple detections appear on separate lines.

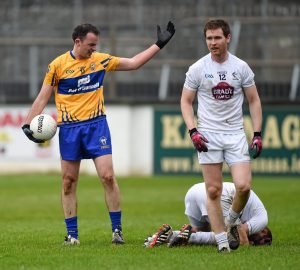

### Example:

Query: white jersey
xmin=184 ymin=182 xmax=268 ymax=235
xmin=184 ymin=53 xmax=255 ymax=133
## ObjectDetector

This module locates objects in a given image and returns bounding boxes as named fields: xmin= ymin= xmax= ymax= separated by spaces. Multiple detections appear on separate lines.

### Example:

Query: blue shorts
xmin=59 ymin=116 xmax=112 ymax=160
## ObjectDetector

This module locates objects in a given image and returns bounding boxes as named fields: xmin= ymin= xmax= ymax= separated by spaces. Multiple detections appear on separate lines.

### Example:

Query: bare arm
xmin=24 ymin=83 xmax=53 ymax=124
xmin=238 ymin=223 xmax=250 ymax=246
xmin=180 ymin=87 xmax=197 ymax=130
xmin=116 ymin=44 xmax=160 ymax=71
xmin=115 ymin=21 xmax=175 ymax=71
xmin=244 ymin=85 xmax=262 ymax=132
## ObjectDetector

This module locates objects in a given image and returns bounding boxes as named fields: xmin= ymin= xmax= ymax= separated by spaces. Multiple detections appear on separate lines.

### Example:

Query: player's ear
xmin=74 ymin=38 xmax=81 ymax=46
xmin=226 ymin=34 xmax=231 ymax=43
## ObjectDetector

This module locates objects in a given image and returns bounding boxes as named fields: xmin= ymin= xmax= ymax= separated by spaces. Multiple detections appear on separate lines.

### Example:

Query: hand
xmin=250 ymin=132 xmax=262 ymax=159
xmin=22 ymin=124 xmax=45 ymax=143
xmin=189 ymin=128 xmax=209 ymax=152
xmin=237 ymin=224 xmax=250 ymax=246
xmin=155 ymin=21 xmax=175 ymax=49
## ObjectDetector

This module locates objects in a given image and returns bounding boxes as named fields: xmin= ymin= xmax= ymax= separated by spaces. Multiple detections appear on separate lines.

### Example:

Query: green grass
xmin=0 ymin=174 xmax=299 ymax=270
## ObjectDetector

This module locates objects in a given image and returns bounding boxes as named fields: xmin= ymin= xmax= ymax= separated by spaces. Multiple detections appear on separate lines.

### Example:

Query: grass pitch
xmin=0 ymin=174 xmax=299 ymax=270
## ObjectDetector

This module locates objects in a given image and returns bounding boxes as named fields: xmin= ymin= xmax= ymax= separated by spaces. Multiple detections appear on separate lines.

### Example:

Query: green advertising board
xmin=154 ymin=107 xmax=300 ymax=176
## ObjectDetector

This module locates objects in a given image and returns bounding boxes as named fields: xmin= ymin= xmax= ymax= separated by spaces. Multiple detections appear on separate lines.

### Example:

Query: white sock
xmin=169 ymin=230 xmax=179 ymax=242
xmin=226 ymin=208 xmax=240 ymax=226
xmin=215 ymin=232 xmax=229 ymax=250
xmin=188 ymin=232 xmax=216 ymax=245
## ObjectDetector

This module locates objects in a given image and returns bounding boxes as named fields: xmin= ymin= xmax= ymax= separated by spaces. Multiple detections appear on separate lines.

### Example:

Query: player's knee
xmin=62 ymin=174 xmax=77 ymax=195
xmin=101 ymin=173 xmax=116 ymax=187
xmin=206 ymin=185 xmax=221 ymax=200
xmin=235 ymin=182 xmax=251 ymax=195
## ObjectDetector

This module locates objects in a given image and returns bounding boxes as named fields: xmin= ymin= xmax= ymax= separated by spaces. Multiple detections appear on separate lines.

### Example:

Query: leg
xmin=221 ymin=163 xmax=251 ymax=251
xmin=93 ymin=154 xmax=124 ymax=244
xmin=230 ymin=162 xmax=252 ymax=218
xmin=202 ymin=163 xmax=224 ymax=234
xmin=93 ymin=154 xmax=120 ymax=212
xmin=188 ymin=231 xmax=216 ymax=245
xmin=61 ymin=159 xmax=81 ymax=244
xmin=61 ymin=160 xmax=80 ymax=218
xmin=202 ymin=163 xmax=230 ymax=252
xmin=225 ymin=132 xmax=252 ymax=223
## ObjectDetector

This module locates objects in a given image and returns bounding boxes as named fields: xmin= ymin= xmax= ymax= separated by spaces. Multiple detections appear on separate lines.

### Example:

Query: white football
xmin=30 ymin=114 xmax=57 ymax=141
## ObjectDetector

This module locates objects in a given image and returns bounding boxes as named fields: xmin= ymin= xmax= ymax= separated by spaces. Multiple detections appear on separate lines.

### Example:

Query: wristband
xmin=254 ymin=131 xmax=261 ymax=137
xmin=189 ymin=128 xmax=197 ymax=137
xmin=155 ymin=41 xmax=163 ymax=49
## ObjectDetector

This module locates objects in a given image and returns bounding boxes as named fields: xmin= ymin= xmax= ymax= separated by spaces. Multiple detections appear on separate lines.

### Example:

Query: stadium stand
xmin=0 ymin=0 xmax=299 ymax=104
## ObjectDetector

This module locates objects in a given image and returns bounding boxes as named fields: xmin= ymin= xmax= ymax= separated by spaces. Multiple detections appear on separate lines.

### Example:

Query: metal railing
xmin=0 ymin=0 xmax=299 ymax=104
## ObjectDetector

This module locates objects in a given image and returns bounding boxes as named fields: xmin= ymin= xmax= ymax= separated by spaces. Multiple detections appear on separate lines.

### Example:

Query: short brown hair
xmin=72 ymin=23 xmax=100 ymax=42
xmin=203 ymin=19 xmax=231 ymax=38
xmin=248 ymin=227 xmax=273 ymax=246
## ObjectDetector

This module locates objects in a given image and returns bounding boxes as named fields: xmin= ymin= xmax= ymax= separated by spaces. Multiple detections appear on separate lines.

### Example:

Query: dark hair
xmin=248 ymin=227 xmax=273 ymax=246
xmin=72 ymin=23 xmax=100 ymax=42
xmin=203 ymin=19 xmax=231 ymax=38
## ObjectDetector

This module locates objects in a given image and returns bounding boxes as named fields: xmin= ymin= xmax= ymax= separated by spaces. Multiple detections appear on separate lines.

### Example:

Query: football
xmin=30 ymin=114 xmax=57 ymax=141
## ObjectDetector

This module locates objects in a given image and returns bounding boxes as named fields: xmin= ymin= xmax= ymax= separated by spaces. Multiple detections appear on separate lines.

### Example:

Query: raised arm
xmin=116 ymin=21 xmax=175 ymax=71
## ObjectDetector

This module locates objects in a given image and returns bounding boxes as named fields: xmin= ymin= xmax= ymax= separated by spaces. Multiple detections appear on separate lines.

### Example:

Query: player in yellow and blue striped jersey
xmin=22 ymin=22 xmax=175 ymax=245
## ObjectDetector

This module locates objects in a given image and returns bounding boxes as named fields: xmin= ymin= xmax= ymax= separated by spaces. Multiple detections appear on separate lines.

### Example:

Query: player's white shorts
xmin=184 ymin=183 xmax=210 ymax=230
xmin=198 ymin=131 xmax=250 ymax=166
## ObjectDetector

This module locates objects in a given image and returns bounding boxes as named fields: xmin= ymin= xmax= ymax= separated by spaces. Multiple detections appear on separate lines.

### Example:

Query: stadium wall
xmin=0 ymin=105 xmax=299 ymax=176
xmin=0 ymin=105 xmax=153 ymax=176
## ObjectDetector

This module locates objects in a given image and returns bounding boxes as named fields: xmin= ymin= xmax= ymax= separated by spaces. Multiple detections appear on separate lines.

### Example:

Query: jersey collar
xmin=70 ymin=50 xmax=76 ymax=60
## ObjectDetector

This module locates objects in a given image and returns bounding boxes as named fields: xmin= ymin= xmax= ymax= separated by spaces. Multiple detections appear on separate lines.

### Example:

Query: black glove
xmin=22 ymin=124 xmax=45 ymax=143
xmin=155 ymin=21 xmax=175 ymax=49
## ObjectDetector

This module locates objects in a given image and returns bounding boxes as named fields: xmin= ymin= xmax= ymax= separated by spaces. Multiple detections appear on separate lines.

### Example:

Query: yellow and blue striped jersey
xmin=43 ymin=51 xmax=120 ymax=125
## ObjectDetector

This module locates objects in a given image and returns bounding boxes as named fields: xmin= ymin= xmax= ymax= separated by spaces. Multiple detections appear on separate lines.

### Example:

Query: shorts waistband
xmin=58 ymin=115 xmax=106 ymax=128
xmin=200 ymin=128 xmax=244 ymax=135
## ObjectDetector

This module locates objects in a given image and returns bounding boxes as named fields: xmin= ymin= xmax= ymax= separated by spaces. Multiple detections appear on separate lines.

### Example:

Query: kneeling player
xmin=144 ymin=182 xmax=272 ymax=249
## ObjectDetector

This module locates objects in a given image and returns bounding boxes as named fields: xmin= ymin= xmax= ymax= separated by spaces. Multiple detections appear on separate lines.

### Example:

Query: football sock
xmin=189 ymin=232 xmax=216 ymax=245
xmin=226 ymin=208 xmax=240 ymax=225
xmin=109 ymin=211 xmax=122 ymax=232
xmin=215 ymin=232 xmax=229 ymax=249
xmin=65 ymin=216 xmax=78 ymax=239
